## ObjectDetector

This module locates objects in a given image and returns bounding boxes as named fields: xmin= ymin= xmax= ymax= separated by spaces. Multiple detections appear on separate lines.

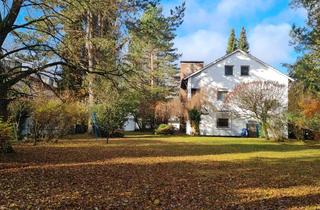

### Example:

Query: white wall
xmin=123 ymin=115 xmax=136 ymax=131
xmin=186 ymin=51 xmax=290 ymax=136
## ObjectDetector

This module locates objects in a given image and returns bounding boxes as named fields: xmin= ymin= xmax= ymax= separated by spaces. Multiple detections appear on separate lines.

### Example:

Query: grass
xmin=1 ymin=135 xmax=320 ymax=209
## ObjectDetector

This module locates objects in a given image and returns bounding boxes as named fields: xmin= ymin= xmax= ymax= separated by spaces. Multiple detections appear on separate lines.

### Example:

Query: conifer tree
xmin=226 ymin=29 xmax=237 ymax=54
xmin=238 ymin=27 xmax=250 ymax=53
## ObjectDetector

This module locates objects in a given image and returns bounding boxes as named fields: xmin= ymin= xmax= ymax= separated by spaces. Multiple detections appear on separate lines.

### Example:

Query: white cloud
xmin=249 ymin=23 xmax=294 ymax=65
xmin=175 ymin=29 xmax=227 ymax=63
xmin=165 ymin=0 xmax=306 ymax=71
xmin=216 ymin=0 xmax=275 ymax=17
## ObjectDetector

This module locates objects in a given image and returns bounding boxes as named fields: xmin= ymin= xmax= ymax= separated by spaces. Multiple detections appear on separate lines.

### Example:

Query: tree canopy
xmin=226 ymin=29 xmax=237 ymax=54
xmin=238 ymin=27 xmax=250 ymax=53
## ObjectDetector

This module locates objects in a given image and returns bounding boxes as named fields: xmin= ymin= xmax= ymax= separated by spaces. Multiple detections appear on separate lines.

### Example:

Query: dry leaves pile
xmin=0 ymin=137 xmax=320 ymax=209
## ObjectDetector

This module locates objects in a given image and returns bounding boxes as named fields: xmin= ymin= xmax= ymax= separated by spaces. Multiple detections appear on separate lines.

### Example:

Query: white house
xmin=180 ymin=49 xmax=294 ymax=136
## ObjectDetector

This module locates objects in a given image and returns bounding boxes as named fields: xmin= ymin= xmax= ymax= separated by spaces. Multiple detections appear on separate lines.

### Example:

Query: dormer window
xmin=241 ymin=65 xmax=250 ymax=76
xmin=225 ymin=65 xmax=233 ymax=76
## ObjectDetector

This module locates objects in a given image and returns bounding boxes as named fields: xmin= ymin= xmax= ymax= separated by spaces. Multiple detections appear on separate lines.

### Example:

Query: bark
xmin=150 ymin=52 xmax=154 ymax=87
xmin=0 ymin=0 xmax=23 ymax=47
xmin=262 ymin=122 xmax=270 ymax=140
xmin=0 ymin=89 xmax=9 ymax=121
xmin=85 ymin=8 xmax=94 ymax=134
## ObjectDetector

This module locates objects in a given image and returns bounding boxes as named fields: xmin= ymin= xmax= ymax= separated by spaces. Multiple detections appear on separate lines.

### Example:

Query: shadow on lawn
xmin=1 ymin=139 xmax=320 ymax=167
xmin=1 ymin=153 xmax=319 ymax=209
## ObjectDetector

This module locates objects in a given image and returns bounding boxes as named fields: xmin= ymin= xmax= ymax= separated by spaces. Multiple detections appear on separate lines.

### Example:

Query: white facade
xmin=123 ymin=115 xmax=137 ymax=131
xmin=183 ymin=50 xmax=293 ymax=136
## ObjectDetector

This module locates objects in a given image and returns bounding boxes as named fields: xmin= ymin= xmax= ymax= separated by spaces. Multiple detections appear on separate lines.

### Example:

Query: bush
xmin=188 ymin=108 xmax=201 ymax=135
xmin=99 ymin=128 xmax=125 ymax=138
xmin=0 ymin=119 xmax=14 ymax=153
xmin=155 ymin=124 xmax=174 ymax=135
xmin=31 ymin=97 xmax=87 ymax=141
xmin=110 ymin=129 xmax=125 ymax=138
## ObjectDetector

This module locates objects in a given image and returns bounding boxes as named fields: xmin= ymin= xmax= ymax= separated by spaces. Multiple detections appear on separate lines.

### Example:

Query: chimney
xmin=180 ymin=61 xmax=204 ymax=80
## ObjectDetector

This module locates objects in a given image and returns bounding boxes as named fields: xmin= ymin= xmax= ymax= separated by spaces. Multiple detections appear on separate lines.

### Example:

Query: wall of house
xmin=186 ymin=51 xmax=290 ymax=136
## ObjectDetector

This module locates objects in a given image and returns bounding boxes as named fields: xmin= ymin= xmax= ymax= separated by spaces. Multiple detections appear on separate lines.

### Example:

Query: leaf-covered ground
xmin=1 ymin=135 xmax=320 ymax=209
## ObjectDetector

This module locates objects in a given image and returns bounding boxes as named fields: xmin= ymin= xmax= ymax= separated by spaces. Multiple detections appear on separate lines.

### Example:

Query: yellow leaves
xmin=153 ymin=199 xmax=160 ymax=205
xmin=1 ymin=137 xmax=320 ymax=209
xmin=298 ymin=96 xmax=320 ymax=118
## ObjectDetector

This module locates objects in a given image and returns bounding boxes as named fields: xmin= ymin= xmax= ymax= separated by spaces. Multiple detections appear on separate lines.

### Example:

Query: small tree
xmin=226 ymin=29 xmax=238 ymax=54
xmin=92 ymin=82 xmax=139 ymax=142
xmin=0 ymin=119 xmax=14 ymax=153
xmin=225 ymin=81 xmax=287 ymax=140
xmin=238 ymin=27 xmax=250 ymax=53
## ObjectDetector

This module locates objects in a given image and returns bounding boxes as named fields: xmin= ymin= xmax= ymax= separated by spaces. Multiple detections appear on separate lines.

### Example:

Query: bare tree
xmin=0 ymin=0 xmax=78 ymax=121
xmin=155 ymin=88 xmax=217 ymax=134
xmin=224 ymin=81 xmax=287 ymax=140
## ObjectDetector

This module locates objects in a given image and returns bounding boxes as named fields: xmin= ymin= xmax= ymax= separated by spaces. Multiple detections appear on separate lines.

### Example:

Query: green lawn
xmin=1 ymin=135 xmax=320 ymax=209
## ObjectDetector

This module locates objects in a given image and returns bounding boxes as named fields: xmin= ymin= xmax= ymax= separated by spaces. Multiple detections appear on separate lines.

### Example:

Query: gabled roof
xmin=182 ymin=49 xmax=294 ymax=81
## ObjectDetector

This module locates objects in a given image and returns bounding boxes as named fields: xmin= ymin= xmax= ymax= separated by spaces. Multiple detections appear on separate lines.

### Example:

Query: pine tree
xmin=226 ymin=29 xmax=237 ymax=54
xmin=238 ymin=27 xmax=250 ymax=53
xmin=127 ymin=3 xmax=185 ymax=130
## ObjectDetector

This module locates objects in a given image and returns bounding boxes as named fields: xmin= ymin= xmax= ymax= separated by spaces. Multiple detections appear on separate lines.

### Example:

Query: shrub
xmin=110 ymin=129 xmax=125 ymax=138
xmin=0 ymin=119 xmax=14 ymax=153
xmin=155 ymin=124 xmax=175 ymax=135
xmin=31 ymin=97 xmax=87 ymax=141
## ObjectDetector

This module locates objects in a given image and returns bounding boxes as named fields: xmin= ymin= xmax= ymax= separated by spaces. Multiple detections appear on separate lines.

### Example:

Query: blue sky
xmin=162 ymin=0 xmax=307 ymax=73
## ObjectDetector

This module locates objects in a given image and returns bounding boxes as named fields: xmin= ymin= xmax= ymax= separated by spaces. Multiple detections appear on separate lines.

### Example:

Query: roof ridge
xmin=182 ymin=49 xmax=293 ymax=81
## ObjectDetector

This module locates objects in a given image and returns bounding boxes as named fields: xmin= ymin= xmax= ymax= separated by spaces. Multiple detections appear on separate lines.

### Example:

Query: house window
xmin=217 ymin=91 xmax=228 ymax=101
xmin=217 ymin=118 xmax=229 ymax=128
xmin=241 ymin=66 xmax=249 ymax=76
xmin=225 ymin=65 xmax=233 ymax=76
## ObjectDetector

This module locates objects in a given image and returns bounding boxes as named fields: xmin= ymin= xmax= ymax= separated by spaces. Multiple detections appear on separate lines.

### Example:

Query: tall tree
xmin=61 ymin=0 xmax=162 ymax=132
xmin=288 ymin=0 xmax=320 ymax=139
xmin=127 ymin=3 xmax=185 ymax=130
xmin=226 ymin=29 xmax=237 ymax=54
xmin=290 ymin=0 xmax=320 ymax=92
xmin=238 ymin=27 xmax=250 ymax=53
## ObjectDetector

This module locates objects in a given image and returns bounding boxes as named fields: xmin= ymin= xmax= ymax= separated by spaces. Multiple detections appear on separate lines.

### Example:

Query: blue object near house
xmin=91 ymin=112 xmax=101 ymax=139
xmin=241 ymin=128 xmax=248 ymax=137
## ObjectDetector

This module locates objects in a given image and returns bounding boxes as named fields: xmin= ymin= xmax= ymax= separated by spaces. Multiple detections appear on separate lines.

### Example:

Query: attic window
xmin=241 ymin=66 xmax=250 ymax=76
xmin=225 ymin=65 xmax=233 ymax=76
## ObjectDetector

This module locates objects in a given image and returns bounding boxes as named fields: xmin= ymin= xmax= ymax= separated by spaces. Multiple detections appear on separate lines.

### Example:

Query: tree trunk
xmin=0 ymin=90 xmax=9 ymax=121
xmin=262 ymin=122 xmax=269 ymax=140
xmin=86 ymin=8 xmax=95 ymax=134
xmin=33 ymin=125 xmax=37 ymax=146
xmin=150 ymin=52 xmax=154 ymax=87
